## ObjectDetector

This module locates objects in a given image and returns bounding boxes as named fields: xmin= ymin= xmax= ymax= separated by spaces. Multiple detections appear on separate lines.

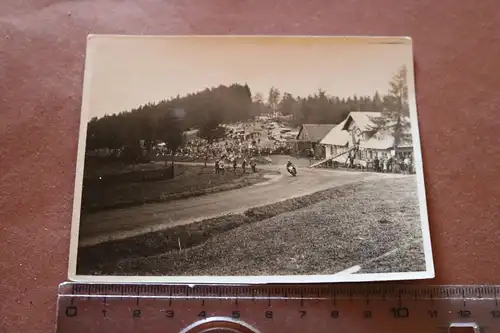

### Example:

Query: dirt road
xmin=78 ymin=165 xmax=404 ymax=247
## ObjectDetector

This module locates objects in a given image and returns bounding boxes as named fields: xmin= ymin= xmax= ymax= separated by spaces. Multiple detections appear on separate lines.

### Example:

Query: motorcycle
xmin=287 ymin=164 xmax=297 ymax=176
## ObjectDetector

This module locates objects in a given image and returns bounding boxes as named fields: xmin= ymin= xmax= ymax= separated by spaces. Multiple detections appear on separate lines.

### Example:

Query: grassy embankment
xmin=77 ymin=176 xmax=425 ymax=276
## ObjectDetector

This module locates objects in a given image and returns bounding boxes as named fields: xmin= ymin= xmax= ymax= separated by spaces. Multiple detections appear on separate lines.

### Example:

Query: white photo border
xmin=68 ymin=35 xmax=434 ymax=283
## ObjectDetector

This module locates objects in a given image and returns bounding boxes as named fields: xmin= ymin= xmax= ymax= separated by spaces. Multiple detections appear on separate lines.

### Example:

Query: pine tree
xmin=369 ymin=65 xmax=412 ymax=148
xmin=352 ymin=95 xmax=360 ymax=111
xmin=243 ymin=83 xmax=252 ymax=100
xmin=278 ymin=92 xmax=296 ymax=115
xmin=253 ymin=92 xmax=264 ymax=104
xmin=267 ymin=87 xmax=281 ymax=110
xmin=372 ymin=91 xmax=383 ymax=113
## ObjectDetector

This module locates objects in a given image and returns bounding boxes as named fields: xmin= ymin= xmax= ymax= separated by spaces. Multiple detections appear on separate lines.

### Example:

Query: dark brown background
xmin=1 ymin=1 xmax=500 ymax=332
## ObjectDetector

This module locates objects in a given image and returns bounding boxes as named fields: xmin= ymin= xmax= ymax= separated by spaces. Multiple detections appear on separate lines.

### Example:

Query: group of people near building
xmin=343 ymin=151 xmax=415 ymax=174
xmin=368 ymin=155 xmax=414 ymax=173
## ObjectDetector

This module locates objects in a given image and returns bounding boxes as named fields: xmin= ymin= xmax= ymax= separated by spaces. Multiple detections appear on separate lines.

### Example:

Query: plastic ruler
xmin=56 ymin=283 xmax=500 ymax=333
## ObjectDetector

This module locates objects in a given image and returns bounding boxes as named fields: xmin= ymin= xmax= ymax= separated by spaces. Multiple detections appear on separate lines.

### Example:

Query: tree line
xmin=262 ymin=65 xmax=411 ymax=147
xmin=255 ymin=88 xmax=385 ymax=126
xmin=86 ymin=65 xmax=411 ymax=158
xmin=86 ymin=83 xmax=253 ymax=152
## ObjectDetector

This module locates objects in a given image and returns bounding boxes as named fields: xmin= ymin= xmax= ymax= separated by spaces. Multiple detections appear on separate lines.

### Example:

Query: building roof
xmin=360 ymin=132 xmax=413 ymax=150
xmin=321 ymin=112 xmax=381 ymax=146
xmin=359 ymin=114 xmax=413 ymax=149
xmin=321 ymin=111 xmax=413 ymax=150
xmin=297 ymin=124 xmax=336 ymax=142
xmin=320 ymin=118 xmax=350 ymax=146
xmin=343 ymin=112 xmax=382 ymax=131
xmin=359 ymin=134 xmax=394 ymax=150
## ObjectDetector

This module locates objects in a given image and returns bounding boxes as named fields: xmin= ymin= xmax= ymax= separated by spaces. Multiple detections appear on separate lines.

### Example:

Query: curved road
xmin=78 ymin=164 xmax=404 ymax=247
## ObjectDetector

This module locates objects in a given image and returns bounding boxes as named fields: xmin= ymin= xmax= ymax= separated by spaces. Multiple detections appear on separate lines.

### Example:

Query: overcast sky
xmin=83 ymin=36 xmax=413 ymax=120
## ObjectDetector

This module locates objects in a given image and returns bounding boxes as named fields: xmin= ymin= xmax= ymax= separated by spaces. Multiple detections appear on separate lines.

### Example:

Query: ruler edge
xmin=56 ymin=284 xmax=499 ymax=333
xmin=58 ymin=283 xmax=500 ymax=300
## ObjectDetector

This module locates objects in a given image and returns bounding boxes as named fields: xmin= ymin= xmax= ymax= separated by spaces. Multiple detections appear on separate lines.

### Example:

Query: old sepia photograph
xmin=69 ymin=35 xmax=434 ymax=283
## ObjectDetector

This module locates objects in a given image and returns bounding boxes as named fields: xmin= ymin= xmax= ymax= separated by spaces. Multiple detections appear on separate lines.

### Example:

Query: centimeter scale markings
xmin=57 ymin=284 xmax=500 ymax=333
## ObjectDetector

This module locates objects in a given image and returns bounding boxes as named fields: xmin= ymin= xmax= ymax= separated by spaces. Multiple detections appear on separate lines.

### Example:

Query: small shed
xmin=295 ymin=123 xmax=336 ymax=157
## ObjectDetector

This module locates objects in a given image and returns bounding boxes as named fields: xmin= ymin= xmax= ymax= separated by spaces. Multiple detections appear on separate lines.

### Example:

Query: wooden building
xmin=320 ymin=112 xmax=413 ymax=167
xmin=295 ymin=124 xmax=335 ymax=158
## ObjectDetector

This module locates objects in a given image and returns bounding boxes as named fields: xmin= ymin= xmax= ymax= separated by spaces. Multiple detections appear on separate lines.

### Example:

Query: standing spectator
xmin=399 ymin=158 xmax=405 ymax=173
xmin=366 ymin=157 xmax=373 ymax=171
xmin=219 ymin=159 xmax=225 ymax=174
xmin=349 ymin=151 xmax=355 ymax=168
xmin=373 ymin=155 xmax=379 ymax=172
xmin=215 ymin=160 xmax=220 ymax=174
xmin=232 ymin=158 xmax=237 ymax=174
xmin=250 ymin=159 xmax=257 ymax=173
xmin=242 ymin=158 xmax=247 ymax=174
xmin=404 ymin=156 xmax=410 ymax=174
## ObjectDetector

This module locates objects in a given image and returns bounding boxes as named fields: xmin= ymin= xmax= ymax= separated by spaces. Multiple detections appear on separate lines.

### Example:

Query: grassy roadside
xmin=356 ymin=239 xmax=426 ymax=273
xmin=113 ymin=177 xmax=422 ymax=276
xmin=77 ymin=176 xmax=423 ymax=276
xmin=81 ymin=164 xmax=277 ymax=213
xmin=76 ymin=180 xmax=360 ymax=275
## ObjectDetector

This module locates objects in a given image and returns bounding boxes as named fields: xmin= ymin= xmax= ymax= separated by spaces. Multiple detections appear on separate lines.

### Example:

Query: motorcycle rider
xmin=286 ymin=160 xmax=295 ymax=174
